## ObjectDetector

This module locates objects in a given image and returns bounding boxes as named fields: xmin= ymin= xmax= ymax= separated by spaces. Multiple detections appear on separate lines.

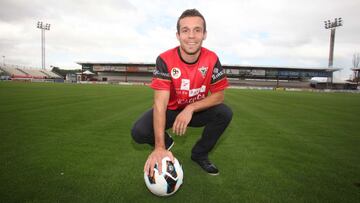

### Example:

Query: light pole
xmin=36 ymin=21 xmax=50 ymax=70
xmin=324 ymin=18 xmax=343 ymax=67
xmin=324 ymin=17 xmax=343 ymax=87
xmin=2 ymin=56 xmax=4 ymax=66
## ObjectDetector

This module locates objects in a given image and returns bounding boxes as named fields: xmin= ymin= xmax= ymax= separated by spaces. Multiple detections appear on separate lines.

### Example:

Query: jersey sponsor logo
xmin=171 ymin=67 xmax=181 ymax=79
xmin=180 ymin=79 xmax=190 ymax=90
xmin=189 ymin=88 xmax=200 ymax=97
xmin=198 ymin=66 xmax=208 ymax=78
xmin=189 ymin=86 xmax=206 ymax=97
xmin=177 ymin=93 xmax=206 ymax=105
xmin=212 ymin=68 xmax=225 ymax=81
xmin=153 ymin=69 xmax=170 ymax=78
xmin=200 ymin=85 xmax=206 ymax=93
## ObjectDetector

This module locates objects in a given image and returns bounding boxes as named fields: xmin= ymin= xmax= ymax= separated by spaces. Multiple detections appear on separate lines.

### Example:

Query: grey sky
xmin=0 ymin=0 xmax=359 ymax=79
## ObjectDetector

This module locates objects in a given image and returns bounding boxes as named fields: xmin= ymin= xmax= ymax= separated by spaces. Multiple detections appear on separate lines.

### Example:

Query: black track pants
xmin=131 ymin=103 xmax=233 ymax=159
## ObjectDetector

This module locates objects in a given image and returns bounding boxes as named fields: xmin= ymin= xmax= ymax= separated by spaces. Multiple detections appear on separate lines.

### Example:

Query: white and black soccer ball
xmin=144 ymin=157 xmax=183 ymax=196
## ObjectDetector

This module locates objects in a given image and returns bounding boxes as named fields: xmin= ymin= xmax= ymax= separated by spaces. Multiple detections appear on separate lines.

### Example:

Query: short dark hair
xmin=176 ymin=9 xmax=206 ymax=33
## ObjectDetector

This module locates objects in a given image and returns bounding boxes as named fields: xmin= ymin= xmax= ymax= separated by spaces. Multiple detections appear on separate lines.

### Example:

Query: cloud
xmin=0 ymin=0 xmax=359 ymax=80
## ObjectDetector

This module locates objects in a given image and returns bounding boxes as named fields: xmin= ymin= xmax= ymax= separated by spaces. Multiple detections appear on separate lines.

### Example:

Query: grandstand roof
xmin=222 ymin=65 xmax=341 ymax=72
xmin=76 ymin=61 xmax=155 ymax=67
xmin=83 ymin=70 xmax=94 ymax=74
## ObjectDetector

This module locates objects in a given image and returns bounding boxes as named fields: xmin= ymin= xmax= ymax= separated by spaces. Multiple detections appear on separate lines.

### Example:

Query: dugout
xmin=76 ymin=62 xmax=340 ymax=88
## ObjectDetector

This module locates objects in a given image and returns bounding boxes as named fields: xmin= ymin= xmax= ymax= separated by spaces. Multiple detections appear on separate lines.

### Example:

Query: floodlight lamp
xmin=37 ymin=21 xmax=42 ymax=28
xmin=338 ymin=18 xmax=343 ymax=26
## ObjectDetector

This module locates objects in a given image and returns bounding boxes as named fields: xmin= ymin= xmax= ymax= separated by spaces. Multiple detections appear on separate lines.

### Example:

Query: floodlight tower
xmin=2 ymin=55 xmax=4 ymax=66
xmin=324 ymin=18 xmax=343 ymax=68
xmin=36 ymin=21 xmax=51 ymax=70
xmin=324 ymin=18 xmax=342 ymax=87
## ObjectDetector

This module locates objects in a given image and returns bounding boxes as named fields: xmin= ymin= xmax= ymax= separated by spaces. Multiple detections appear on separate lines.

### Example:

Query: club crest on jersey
xmin=171 ymin=67 xmax=181 ymax=79
xmin=198 ymin=66 xmax=208 ymax=78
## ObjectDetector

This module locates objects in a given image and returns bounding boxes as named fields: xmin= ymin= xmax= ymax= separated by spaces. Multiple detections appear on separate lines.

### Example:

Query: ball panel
xmin=144 ymin=157 xmax=183 ymax=196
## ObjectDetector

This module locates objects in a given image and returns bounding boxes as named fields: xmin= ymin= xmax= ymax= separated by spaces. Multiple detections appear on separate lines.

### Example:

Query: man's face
xmin=176 ymin=16 xmax=207 ymax=56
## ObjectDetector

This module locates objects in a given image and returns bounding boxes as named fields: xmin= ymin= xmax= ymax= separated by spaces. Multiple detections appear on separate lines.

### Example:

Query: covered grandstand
xmin=0 ymin=65 xmax=63 ymax=82
xmin=76 ymin=61 xmax=342 ymax=89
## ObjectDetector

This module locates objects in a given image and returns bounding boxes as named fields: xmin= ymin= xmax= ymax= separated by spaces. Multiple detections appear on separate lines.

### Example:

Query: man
xmin=131 ymin=9 xmax=232 ymax=177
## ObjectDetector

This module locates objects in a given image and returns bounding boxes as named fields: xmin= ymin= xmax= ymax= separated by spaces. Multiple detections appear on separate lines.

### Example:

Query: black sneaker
xmin=191 ymin=157 xmax=219 ymax=175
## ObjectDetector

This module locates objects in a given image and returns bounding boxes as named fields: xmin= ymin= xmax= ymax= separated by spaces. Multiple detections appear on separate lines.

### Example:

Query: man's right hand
xmin=144 ymin=148 xmax=174 ymax=178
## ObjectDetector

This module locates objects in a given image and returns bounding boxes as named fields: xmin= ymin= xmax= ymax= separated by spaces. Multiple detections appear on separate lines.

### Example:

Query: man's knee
xmin=131 ymin=109 xmax=154 ymax=144
xmin=217 ymin=104 xmax=233 ymax=124
xmin=131 ymin=123 xmax=148 ymax=144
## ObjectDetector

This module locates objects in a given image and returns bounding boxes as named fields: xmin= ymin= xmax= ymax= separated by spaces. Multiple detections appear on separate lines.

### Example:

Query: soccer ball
xmin=144 ymin=156 xmax=183 ymax=196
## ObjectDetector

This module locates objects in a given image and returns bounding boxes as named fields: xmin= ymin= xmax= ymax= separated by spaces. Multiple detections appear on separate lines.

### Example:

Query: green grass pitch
xmin=0 ymin=82 xmax=359 ymax=202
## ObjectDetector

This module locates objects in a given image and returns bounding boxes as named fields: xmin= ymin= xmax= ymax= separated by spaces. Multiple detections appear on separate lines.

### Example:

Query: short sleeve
xmin=150 ymin=56 xmax=172 ymax=90
xmin=210 ymin=58 xmax=229 ymax=93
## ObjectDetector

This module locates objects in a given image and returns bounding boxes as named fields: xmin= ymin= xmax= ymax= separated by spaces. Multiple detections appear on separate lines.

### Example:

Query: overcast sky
xmin=0 ymin=0 xmax=359 ymax=79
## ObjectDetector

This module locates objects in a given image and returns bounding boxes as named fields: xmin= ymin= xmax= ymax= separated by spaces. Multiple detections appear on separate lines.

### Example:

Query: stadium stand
xmin=0 ymin=65 xmax=30 ymax=79
xmin=0 ymin=65 xmax=63 ymax=82
xmin=42 ymin=69 xmax=62 ymax=78
xmin=22 ymin=69 xmax=48 ymax=79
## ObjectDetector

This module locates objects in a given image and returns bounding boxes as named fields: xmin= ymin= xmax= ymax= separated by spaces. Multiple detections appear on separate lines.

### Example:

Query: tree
xmin=51 ymin=66 xmax=81 ymax=78
xmin=352 ymin=53 xmax=360 ymax=84
xmin=352 ymin=52 xmax=360 ymax=68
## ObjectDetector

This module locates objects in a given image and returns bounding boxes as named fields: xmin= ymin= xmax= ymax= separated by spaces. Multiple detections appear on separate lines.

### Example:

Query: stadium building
xmin=76 ymin=61 xmax=348 ymax=89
